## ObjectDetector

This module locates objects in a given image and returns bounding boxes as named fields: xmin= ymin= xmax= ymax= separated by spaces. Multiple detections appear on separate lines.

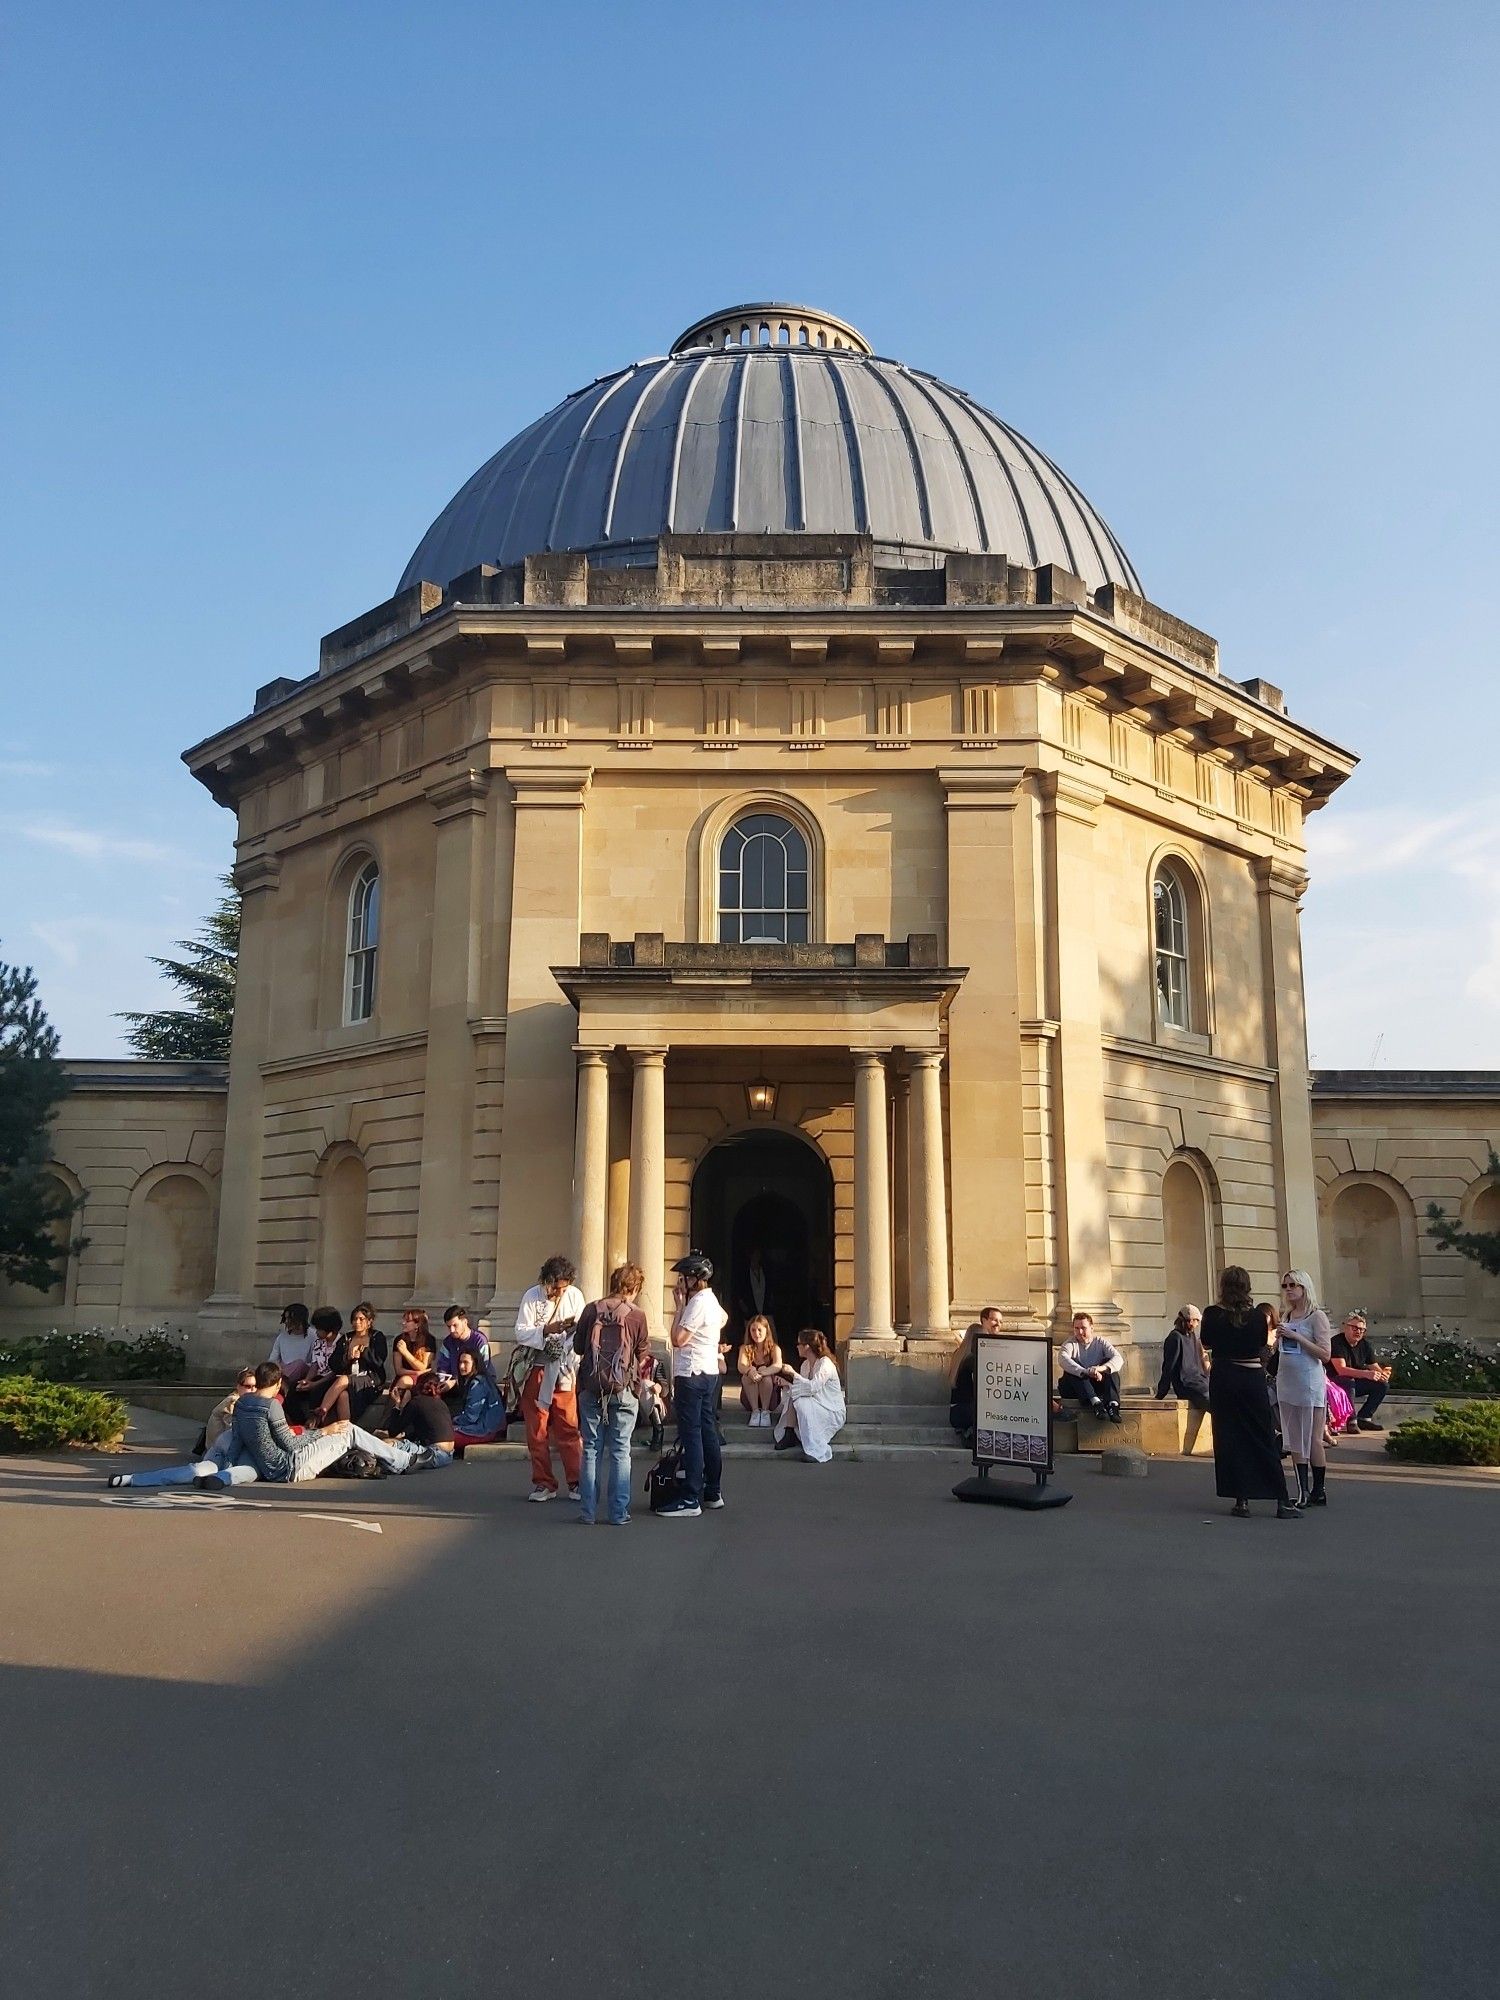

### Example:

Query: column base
xmin=196 ymin=1295 xmax=273 ymax=1375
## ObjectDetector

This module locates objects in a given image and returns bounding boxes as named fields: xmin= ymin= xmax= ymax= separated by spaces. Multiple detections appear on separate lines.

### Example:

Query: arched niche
xmin=122 ymin=1165 xmax=217 ymax=1309
xmin=317 ymin=1146 xmax=368 ymax=1311
xmin=0 ymin=1164 xmax=82 ymax=1308
xmin=1321 ymin=1173 xmax=1419 ymax=1323
xmin=1460 ymin=1177 xmax=1500 ymax=1332
xmin=1162 ymin=1152 xmax=1217 ymax=1318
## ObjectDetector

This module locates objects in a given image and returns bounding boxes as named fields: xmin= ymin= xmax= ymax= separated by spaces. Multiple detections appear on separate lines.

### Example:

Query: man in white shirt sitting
xmin=659 ymin=1250 xmax=729 ymax=1519
xmin=514 ymin=1253 xmax=587 ymax=1502
xmin=1057 ymin=1311 xmax=1124 ymax=1423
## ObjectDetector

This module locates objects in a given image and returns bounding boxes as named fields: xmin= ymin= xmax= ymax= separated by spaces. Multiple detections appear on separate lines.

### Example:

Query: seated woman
xmin=267 ymin=1302 xmax=312 ymax=1386
xmin=388 ymin=1373 xmax=456 ymax=1461
xmin=771 ymin=1329 xmax=847 ymax=1464
xmin=283 ymin=1307 xmax=343 ymax=1426
xmin=389 ymin=1308 xmax=438 ymax=1412
xmin=205 ymin=1367 xmax=258 ymax=1450
xmin=310 ymin=1302 xmax=388 ymax=1427
xmin=442 ymin=1347 xmax=507 ymax=1452
xmin=737 ymin=1315 xmax=783 ymax=1427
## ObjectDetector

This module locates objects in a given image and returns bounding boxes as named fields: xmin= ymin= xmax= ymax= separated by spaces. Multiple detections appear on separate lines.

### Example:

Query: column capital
xmin=852 ymin=1047 xmax=892 ymax=1069
xmin=575 ymin=1047 xmax=610 ymax=1069
xmin=626 ymin=1045 xmax=667 ymax=1066
xmin=1039 ymin=769 xmax=1105 ymax=824
xmin=1253 ymin=854 xmax=1309 ymax=901
xmin=907 ymin=1049 xmax=945 ymax=1073
xmin=426 ymin=767 xmax=491 ymax=823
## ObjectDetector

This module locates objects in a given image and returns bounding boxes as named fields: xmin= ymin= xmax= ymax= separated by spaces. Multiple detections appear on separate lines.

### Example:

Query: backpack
xmin=645 ymin=1445 xmax=687 ymax=1514
xmin=590 ymin=1302 xmax=640 ymax=1401
xmin=320 ymin=1445 xmax=389 ymax=1479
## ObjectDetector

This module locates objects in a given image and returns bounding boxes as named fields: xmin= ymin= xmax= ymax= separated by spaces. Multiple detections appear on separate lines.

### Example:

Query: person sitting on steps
xmin=947 ymin=1308 xmax=1001 ymax=1448
xmin=1057 ymin=1311 xmax=1123 ymax=1422
xmin=738 ymin=1314 xmax=783 ymax=1427
xmin=772 ymin=1329 xmax=847 ymax=1463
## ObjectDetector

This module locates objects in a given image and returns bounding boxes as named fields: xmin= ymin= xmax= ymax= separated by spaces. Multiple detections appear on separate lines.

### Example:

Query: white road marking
xmin=98 ymin=1494 xmax=382 ymax=1533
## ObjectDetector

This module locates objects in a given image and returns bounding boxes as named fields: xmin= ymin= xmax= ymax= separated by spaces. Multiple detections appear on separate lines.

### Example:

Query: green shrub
xmin=1383 ymin=1332 xmax=1500 ymax=1394
xmin=0 ymin=1324 xmax=187 ymax=1383
xmin=1385 ymin=1401 xmax=1500 ymax=1467
xmin=0 ymin=1375 xmax=129 ymax=1452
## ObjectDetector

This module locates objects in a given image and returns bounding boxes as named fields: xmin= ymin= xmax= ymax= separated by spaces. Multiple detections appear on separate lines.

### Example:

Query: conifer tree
xmin=1426 ymin=1148 xmax=1500 ymax=1278
xmin=118 ymin=876 xmax=239 ymax=1061
xmin=0 ymin=951 xmax=83 ymax=1290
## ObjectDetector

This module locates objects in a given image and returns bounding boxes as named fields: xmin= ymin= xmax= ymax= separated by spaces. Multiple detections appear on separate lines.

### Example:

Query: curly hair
xmin=1217 ymin=1266 xmax=1254 ymax=1315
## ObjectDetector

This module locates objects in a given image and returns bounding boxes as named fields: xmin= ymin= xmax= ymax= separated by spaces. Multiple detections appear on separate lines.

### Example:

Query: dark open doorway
xmin=690 ymin=1129 xmax=834 ymax=1355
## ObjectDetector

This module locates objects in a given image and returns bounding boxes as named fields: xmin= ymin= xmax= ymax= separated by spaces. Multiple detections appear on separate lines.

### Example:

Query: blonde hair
xmin=1282 ymin=1268 xmax=1320 ymax=1314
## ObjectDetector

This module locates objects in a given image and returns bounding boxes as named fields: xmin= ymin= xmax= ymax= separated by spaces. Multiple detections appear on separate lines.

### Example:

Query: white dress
xmin=774 ymin=1356 xmax=846 ymax=1463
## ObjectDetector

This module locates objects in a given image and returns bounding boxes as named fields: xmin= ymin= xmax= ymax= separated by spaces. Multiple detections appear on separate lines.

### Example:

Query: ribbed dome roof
xmin=399 ymin=304 xmax=1141 ymax=596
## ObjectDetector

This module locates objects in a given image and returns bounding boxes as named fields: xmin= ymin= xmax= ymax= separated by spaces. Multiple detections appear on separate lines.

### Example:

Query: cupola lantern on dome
xmin=399 ymin=301 xmax=1141 ymax=597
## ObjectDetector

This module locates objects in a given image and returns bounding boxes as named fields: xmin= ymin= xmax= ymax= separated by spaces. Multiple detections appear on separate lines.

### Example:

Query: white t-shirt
xmin=514 ymin=1284 xmax=587 ymax=1348
xmin=268 ymin=1329 xmax=311 ymax=1370
xmin=672 ymin=1287 xmax=729 ymax=1378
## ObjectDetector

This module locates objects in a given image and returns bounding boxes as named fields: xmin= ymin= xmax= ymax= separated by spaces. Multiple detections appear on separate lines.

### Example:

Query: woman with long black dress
xmin=1201 ymin=1265 xmax=1299 ymax=1520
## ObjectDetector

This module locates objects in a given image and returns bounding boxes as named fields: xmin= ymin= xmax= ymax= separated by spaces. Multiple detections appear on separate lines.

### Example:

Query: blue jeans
xmin=578 ymin=1390 xmax=639 ymax=1523
xmin=673 ymin=1373 xmax=721 ymax=1507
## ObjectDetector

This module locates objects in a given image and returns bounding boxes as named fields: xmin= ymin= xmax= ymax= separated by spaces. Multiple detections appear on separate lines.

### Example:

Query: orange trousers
xmin=520 ymin=1366 xmax=581 ymax=1492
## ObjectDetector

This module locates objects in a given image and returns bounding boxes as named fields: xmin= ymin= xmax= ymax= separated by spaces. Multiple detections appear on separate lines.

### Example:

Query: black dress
xmin=1201 ymin=1306 xmax=1286 ymax=1501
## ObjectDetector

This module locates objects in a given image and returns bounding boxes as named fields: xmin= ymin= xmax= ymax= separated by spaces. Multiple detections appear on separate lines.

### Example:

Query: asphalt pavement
xmin=0 ymin=1420 xmax=1495 ymax=2000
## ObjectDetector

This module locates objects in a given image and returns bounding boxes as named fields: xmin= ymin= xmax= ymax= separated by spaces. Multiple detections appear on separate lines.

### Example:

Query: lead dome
xmin=399 ymin=302 xmax=1141 ymax=597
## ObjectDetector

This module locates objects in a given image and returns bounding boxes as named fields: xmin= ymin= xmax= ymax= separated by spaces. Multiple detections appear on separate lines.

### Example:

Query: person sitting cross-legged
xmin=1057 ymin=1311 xmax=1124 ymax=1422
xmin=1328 ymin=1312 xmax=1391 ymax=1432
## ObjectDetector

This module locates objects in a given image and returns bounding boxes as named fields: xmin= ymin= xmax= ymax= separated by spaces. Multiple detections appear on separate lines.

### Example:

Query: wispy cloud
xmin=0 ymin=759 xmax=58 ymax=781
xmin=13 ymin=818 xmax=202 ymax=869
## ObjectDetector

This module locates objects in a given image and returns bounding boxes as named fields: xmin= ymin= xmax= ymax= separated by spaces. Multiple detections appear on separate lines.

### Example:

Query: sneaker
xmin=1107 ymin=1409 xmax=1123 ymax=1424
xmin=527 ymin=1486 xmax=556 ymax=1503
xmin=703 ymin=1495 xmax=725 ymax=1510
xmin=609 ymin=1513 xmax=632 ymax=1526
xmin=106 ymin=1473 xmax=132 ymax=1489
xmin=1275 ymin=1502 xmax=1303 ymax=1519
xmin=1357 ymin=1419 xmax=1384 ymax=1432
xmin=192 ymin=1473 xmax=224 ymax=1492
xmin=567 ymin=1485 xmax=582 ymax=1501
xmin=656 ymin=1500 xmax=701 ymax=1518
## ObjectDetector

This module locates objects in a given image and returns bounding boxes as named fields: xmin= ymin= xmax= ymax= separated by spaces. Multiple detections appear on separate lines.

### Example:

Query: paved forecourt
xmin=0 ymin=1422 xmax=1495 ymax=2000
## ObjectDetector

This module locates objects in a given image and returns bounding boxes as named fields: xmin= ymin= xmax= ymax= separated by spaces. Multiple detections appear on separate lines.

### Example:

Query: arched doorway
xmin=690 ymin=1129 xmax=834 ymax=1352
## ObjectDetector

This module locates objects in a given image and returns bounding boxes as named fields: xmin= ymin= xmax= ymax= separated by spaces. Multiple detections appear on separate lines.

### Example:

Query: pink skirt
xmin=1325 ymin=1378 xmax=1354 ymax=1433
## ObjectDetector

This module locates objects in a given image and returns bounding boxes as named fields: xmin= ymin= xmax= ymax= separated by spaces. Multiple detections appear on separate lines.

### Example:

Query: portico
xmin=553 ymin=935 xmax=963 ymax=1371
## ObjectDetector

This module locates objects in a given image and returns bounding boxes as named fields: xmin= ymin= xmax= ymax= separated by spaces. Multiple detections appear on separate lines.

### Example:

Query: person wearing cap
xmin=1328 ymin=1311 xmax=1391 ymax=1431
xmin=659 ymin=1250 xmax=729 ymax=1519
xmin=513 ymin=1254 xmax=586 ymax=1503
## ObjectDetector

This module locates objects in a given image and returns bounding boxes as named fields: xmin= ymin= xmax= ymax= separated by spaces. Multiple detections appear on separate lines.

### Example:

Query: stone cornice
xmin=425 ymin=767 xmax=491 ymax=823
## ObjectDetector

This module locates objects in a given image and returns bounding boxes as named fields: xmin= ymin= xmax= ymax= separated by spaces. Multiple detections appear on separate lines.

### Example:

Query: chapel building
xmin=7 ymin=303 xmax=1498 ymax=1404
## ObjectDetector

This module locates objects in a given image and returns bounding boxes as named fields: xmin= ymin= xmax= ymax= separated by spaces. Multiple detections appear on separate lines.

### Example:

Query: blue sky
xmin=2 ymin=0 xmax=1496 ymax=1065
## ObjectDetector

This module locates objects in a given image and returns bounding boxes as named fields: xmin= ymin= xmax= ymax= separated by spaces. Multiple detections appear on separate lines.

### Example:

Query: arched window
xmin=718 ymin=812 xmax=810 ymax=944
xmin=345 ymin=860 xmax=380 ymax=1023
xmin=1153 ymin=865 xmax=1191 ymax=1030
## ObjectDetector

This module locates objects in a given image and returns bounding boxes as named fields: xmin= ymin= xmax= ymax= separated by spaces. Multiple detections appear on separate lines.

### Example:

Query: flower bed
xmin=0 ymin=1326 xmax=187 ymax=1384
xmin=0 ymin=1375 xmax=129 ymax=1452
xmin=1381 ymin=1332 xmax=1500 ymax=1395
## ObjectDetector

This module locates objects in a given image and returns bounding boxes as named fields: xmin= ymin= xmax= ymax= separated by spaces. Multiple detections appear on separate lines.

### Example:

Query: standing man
xmin=1057 ymin=1310 xmax=1124 ymax=1422
xmin=1328 ymin=1312 xmax=1392 ymax=1431
xmin=573 ymin=1263 xmax=653 ymax=1526
xmin=515 ymin=1254 xmax=586 ymax=1503
xmin=659 ymin=1250 xmax=729 ymax=1520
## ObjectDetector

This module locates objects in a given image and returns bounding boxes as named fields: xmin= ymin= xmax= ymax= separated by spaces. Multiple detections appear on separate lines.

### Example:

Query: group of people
xmin=945 ymin=1272 xmax=1391 ymax=1519
xmin=106 ymin=1249 xmax=848 ymax=1520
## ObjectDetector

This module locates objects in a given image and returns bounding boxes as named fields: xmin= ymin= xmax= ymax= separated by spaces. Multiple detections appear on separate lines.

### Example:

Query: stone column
xmin=941 ymin=768 xmax=1033 ymax=1322
xmin=851 ymin=1050 xmax=895 ymax=1340
xmin=571 ymin=1049 xmax=610 ymax=1303
xmin=198 ymin=851 xmax=280 ymax=1364
xmin=1256 ymin=856 xmax=1320 ymax=1278
xmin=907 ymin=1050 xmax=952 ymax=1337
xmin=490 ymin=764 xmax=592 ymax=1325
xmin=413 ymin=770 xmax=489 ymax=1307
xmin=891 ymin=1067 xmax=911 ymax=1327
xmin=1040 ymin=771 xmax=1124 ymax=1333
xmin=627 ymin=1048 xmax=667 ymax=1336
xmin=606 ymin=1068 xmax=632 ymax=1273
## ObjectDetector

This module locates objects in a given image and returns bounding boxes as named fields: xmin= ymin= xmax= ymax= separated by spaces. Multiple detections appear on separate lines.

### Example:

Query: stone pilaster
xmin=490 ymin=764 xmax=591 ymax=1324
xmin=907 ymin=1050 xmax=952 ymax=1336
xmin=851 ymin=1050 xmax=895 ymax=1340
xmin=627 ymin=1048 xmax=667 ymax=1336
xmin=413 ymin=769 xmax=489 ymax=1308
xmin=571 ymin=1049 xmax=610 ymax=1304
xmin=1255 ymin=855 xmax=1320 ymax=1280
